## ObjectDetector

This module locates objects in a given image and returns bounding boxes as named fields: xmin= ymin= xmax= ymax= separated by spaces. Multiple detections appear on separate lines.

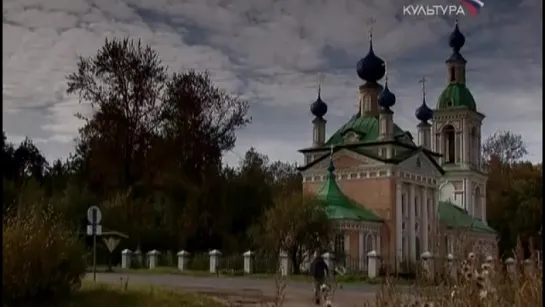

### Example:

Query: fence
xmin=116 ymin=248 xmax=522 ymax=280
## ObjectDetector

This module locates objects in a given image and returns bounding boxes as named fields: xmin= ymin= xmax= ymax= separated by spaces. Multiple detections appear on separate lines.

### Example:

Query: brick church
xmin=298 ymin=21 xmax=497 ymax=272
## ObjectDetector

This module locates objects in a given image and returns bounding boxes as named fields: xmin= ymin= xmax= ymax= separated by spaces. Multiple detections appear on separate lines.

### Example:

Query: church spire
xmin=310 ymin=74 xmax=327 ymax=147
xmin=357 ymin=18 xmax=385 ymax=118
xmin=446 ymin=19 xmax=467 ymax=85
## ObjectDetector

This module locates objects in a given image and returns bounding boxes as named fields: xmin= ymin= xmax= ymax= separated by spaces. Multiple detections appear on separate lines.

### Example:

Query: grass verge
xmin=43 ymin=281 xmax=226 ymax=307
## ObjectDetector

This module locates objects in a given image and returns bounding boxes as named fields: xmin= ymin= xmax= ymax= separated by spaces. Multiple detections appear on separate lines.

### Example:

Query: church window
xmin=470 ymin=127 xmax=478 ymax=166
xmin=402 ymin=194 xmax=407 ymax=217
xmin=344 ymin=131 xmax=359 ymax=144
xmin=365 ymin=233 xmax=374 ymax=254
xmin=474 ymin=186 xmax=482 ymax=219
xmin=442 ymin=125 xmax=456 ymax=163
xmin=334 ymin=234 xmax=345 ymax=258
xmin=415 ymin=237 xmax=421 ymax=259
xmin=449 ymin=66 xmax=456 ymax=82
xmin=416 ymin=158 xmax=421 ymax=168
xmin=414 ymin=196 xmax=419 ymax=217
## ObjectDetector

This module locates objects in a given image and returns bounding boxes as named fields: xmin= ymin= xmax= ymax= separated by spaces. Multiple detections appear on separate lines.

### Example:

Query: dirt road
xmin=89 ymin=273 xmax=392 ymax=306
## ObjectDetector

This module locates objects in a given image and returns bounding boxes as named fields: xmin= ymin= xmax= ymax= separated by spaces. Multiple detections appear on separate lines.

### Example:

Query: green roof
xmin=325 ymin=114 xmax=415 ymax=147
xmin=438 ymin=201 xmax=496 ymax=234
xmin=317 ymin=160 xmax=383 ymax=222
xmin=437 ymin=83 xmax=476 ymax=111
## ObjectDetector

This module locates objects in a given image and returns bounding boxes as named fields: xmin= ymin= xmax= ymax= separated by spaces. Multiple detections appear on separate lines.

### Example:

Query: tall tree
xmin=66 ymin=38 xmax=168 ymax=192
xmin=65 ymin=37 xmax=250 ymax=247
xmin=482 ymin=131 xmax=528 ymax=167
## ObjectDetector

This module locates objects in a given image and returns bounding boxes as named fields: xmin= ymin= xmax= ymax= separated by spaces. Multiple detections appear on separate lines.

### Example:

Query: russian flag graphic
xmin=461 ymin=0 xmax=484 ymax=16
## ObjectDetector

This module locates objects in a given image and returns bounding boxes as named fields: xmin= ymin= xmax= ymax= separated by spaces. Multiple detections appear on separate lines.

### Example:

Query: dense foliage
xmin=3 ymin=206 xmax=87 ymax=304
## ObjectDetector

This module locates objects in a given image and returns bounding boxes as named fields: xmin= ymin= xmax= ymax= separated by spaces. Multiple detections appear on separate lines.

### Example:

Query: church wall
xmin=340 ymin=177 xmax=397 ymax=268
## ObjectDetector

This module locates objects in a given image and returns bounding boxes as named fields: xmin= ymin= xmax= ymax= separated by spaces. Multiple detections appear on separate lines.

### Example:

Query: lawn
xmin=52 ymin=282 xmax=226 ymax=307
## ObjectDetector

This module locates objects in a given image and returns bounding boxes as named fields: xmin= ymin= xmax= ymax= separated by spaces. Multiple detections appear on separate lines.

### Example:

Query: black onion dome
xmin=356 ymin=42 xmax=386 ymax=83
xmin=378 ymin=82 xmax=396 ymax=108
xmin=449 ymin=22 xmax=465 ymax=52
xmin=415 ymin=98 xmax=433 ymax=122
xmin=310 ymin=95 xmax=328 ymax=118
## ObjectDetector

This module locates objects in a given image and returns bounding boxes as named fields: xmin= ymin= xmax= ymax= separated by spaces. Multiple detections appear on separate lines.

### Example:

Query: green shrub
xmin=2 ymin=205 xmax=87 ymax=304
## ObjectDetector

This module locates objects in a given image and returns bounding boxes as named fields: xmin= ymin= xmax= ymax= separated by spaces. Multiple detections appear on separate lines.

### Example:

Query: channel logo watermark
xmin=402 ymin=0 xmax=484 ymax=17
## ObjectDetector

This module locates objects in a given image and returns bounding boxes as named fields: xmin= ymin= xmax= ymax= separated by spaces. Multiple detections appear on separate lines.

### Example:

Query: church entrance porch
xmin=330 ymin=220 xmax=381 ymax=274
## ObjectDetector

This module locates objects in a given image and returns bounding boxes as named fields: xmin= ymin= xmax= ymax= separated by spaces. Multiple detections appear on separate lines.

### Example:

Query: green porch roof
xmin=439 ymin=201 xmax=496 ymax=234
xmin=325 ymin=114 xmax=415 ymax=147
xmin=317 ymin=159 xmax=383 ymax=223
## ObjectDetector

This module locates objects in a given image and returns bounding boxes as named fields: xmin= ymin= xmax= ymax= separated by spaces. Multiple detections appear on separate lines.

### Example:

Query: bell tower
xmin=432 ymin=20 xmax=488 ymax=224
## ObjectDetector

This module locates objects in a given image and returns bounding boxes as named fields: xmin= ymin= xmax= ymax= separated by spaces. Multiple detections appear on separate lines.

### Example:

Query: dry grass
xmin=370 ymin=250 xmax=542 ymax=307
xmin=258 ymin=239 xmax=542 ymax=307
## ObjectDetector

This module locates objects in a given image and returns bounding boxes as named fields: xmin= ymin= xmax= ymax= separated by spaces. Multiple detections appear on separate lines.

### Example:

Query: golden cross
xmin=419 ymin=76 xmax=427 ymax=98
xmin=384 ymin=60 xmax=389 ymax=83
xmin=317 ymin=73 xmax=324 ymax=97
xmin=366 ymin=17 xmax=376 ymax=42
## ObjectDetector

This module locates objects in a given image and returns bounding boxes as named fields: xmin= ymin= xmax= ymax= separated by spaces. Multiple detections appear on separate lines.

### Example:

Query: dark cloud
xmin=3 ymin=0 xmax=542 ymax=164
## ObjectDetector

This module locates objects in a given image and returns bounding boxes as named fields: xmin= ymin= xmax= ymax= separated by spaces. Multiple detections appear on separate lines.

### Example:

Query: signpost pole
xmin=87 ymin=206 xmax=102 ymax=283
xmin=93 ymin=226 xmax=97 ymax=282
xmin=92 ymin=209 xmax=97 ymax=282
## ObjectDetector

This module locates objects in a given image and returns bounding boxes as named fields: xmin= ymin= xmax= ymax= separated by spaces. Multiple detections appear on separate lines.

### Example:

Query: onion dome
xmin=449 ymin=20 xmax=465 ymax=52
xmin=310 ymin=91 xmax=328 ymax=118
xmin=356 ymin=32 xmax=385 ymax=83
xmin=378 ymin=81 xmax=396 ymax=109
xmin=415 ymin=98 xmax=433 ymax=122
xmin=378 ymin=63 xmax=395 ymax=109
xmin=416 ymin=77 xmax=433 ymax=121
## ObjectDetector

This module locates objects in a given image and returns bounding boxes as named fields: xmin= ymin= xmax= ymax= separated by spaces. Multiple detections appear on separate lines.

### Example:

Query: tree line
xmin=2 ymin=38 xmax=541 ymax=262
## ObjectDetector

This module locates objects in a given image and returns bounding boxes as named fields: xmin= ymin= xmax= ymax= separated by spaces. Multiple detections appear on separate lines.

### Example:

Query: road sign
xmin=102 ymin=237 xmax=121 ymax=253
xmin=87 ymin=206 xmax=102 ymax=224
xmin=87 ymin=224 xmax=102 ymax=236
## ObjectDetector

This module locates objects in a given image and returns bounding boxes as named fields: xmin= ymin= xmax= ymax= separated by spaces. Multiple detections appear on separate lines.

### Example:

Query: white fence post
xmin=177 ymin=250 xmax=190 ymax=271
xmin=209 ymin=249 xmax=222 ymax=274
xmin=243 ymin=250 xmax=253 ymax=274
xmin=367 ymin=250 xmax=379 ymax=278
xmin=147 ymin=250 xmax=160 ymax=269
xmin=279 ymin=250 xmax=291 ymax=276
xmin=121 ymin=249 xmax=132 ymax=269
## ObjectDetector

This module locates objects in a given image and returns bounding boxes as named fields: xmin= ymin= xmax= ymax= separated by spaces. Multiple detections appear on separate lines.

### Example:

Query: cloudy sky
xmin=3 ymin=0 xmax=542 ymax=167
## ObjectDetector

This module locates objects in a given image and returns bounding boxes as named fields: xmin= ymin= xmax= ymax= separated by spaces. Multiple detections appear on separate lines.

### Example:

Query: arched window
xmin=402 ymin=193 xmax=407 ymax=217
xmin=334 ymin=234 xmax=344 ymax=252
xmin=449 ymin=66 xmax=456 ymax=82
xmin=474 ymin=187 xmax=482 ymax=219
xmin=365 ymin=233 xmax=375 ymax=255
xmin=470 ymin=127 xmax=478 ymax=166
xmin=442 ymin=125 xmax=456 ymax=163
xmin=414 ymin=196 xmax=419 ymax=217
